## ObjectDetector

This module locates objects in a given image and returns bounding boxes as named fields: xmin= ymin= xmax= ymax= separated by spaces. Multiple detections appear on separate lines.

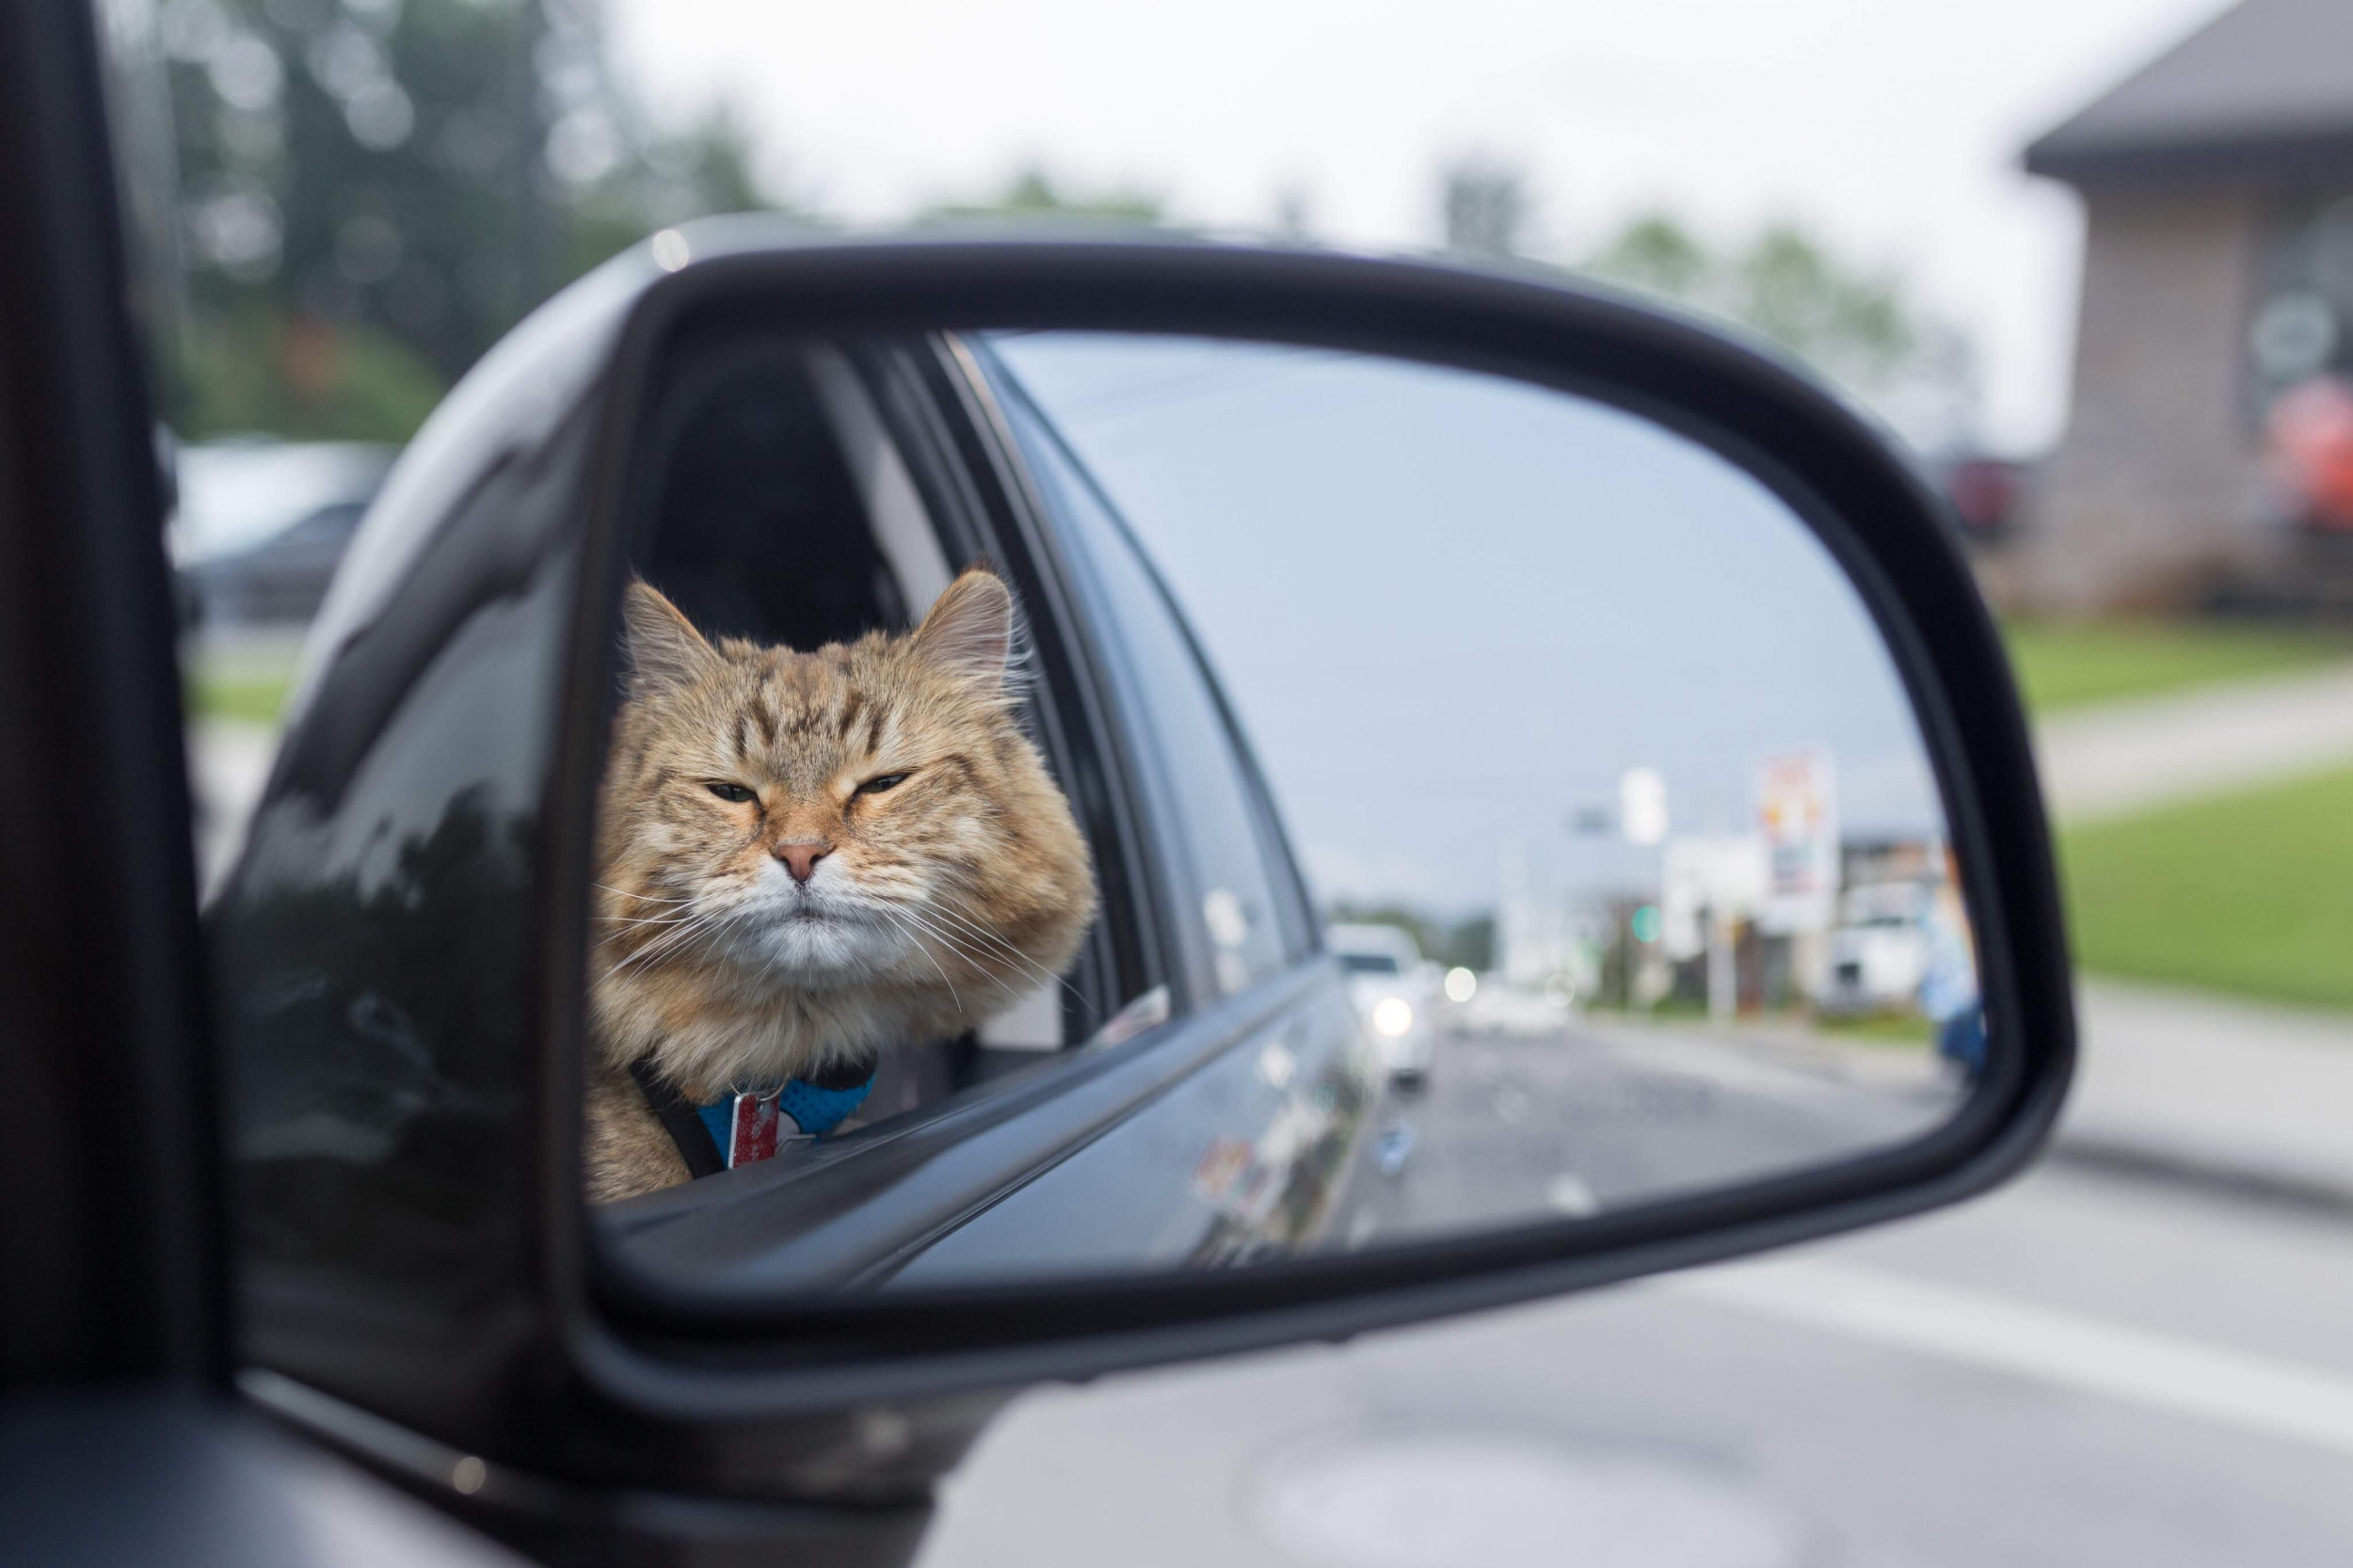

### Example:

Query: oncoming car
xmin=1327 ymin=922 xmax=1438 ymax=1089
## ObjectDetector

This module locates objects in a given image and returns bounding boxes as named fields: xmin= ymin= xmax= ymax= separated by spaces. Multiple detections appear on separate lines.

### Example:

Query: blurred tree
xmin=1440 ymin=156 xmax=1530 ymax=258
xmin=1585 ymin=211 xmax=1980 ymax=449
xmin=159 ymin=0 xmax=779 ymax=441
xmin=922 ymin=165 xmax=1163 ymax=226
xmin=1326 ymin=902 xmax=1496 ymax=971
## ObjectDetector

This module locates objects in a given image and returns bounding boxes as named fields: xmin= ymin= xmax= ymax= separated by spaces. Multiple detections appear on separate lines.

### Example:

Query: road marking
xmin=1671 ymin=1256 xmax=2353 ymax=1456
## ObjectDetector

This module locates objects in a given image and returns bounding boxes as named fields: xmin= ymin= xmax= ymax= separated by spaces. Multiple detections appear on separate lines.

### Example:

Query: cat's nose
xmin=774 ymin=840 xmax=832 ymax=884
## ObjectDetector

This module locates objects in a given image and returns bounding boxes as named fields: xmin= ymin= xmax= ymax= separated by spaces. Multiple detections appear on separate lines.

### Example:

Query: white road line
xmin=1670 ymin=1256 xmax=2353 ymax=1456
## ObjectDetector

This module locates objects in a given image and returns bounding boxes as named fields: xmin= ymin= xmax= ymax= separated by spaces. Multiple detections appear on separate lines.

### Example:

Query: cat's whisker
xmin=870 ymin=906 xmax=962 ymax=1014
xmin=603 ymin=903 xmax=747 ymax=979
xmin=887 ymin=906 xmax=1027 ymax=995
xmin=893 ymin=902 xmax=1075 ymax=1002
xmin=922 ymin=898 xmax=1086 ymax=1000
xmin=596 ymin=883 xmax=698 ymax=903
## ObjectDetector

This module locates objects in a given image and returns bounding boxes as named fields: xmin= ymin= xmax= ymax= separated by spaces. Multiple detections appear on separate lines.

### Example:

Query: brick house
xmin=2014 ymin=0 xmax=2353 ymax=612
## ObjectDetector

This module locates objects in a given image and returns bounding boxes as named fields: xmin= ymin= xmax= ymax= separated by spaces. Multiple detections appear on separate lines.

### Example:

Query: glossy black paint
xmin=208 ymin=261 xmax=642 ymax=1450
xmin=192 ymin=220 xmax=2071 ymax=1564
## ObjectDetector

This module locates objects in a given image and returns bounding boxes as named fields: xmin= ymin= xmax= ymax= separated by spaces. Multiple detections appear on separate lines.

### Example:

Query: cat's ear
xmin=912 ymin=568 xmax=1016 ymax=689
xmin=620 ymin=579 xmax=720 ymax=696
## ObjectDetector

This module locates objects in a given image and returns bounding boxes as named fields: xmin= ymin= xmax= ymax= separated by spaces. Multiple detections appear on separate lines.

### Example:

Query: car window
xmin=990 ymin=380 xmax=1296 ymax=1002
xmin=1339 ymin=952 xmax=1400 ymax=975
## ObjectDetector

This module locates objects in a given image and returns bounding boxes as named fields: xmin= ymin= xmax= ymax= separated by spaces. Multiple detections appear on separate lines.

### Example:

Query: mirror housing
xmin=215 ymin=223 xmax=2073 ymax=1545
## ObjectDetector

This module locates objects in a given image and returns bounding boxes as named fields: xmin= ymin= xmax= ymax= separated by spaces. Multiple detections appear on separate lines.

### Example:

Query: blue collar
xmin=695 ymin=1070 xmax=876 ymax=1170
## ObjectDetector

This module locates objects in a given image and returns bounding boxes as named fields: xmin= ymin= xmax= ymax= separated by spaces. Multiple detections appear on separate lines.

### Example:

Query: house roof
xmin=2025 ymin=0 xmax=2353 ymax=186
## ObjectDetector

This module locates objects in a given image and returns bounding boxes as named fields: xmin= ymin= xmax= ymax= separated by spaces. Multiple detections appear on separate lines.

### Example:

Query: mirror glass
xmin=580 ymin=328 xmax=1980 ymax=1296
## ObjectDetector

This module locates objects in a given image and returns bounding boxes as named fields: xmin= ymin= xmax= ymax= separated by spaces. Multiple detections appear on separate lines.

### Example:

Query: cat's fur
xmin=584 ymin=568 xmax=1096 ymax=1202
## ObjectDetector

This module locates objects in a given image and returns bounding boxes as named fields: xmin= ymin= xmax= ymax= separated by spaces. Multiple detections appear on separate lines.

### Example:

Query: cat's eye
xmin=705 ymin=781 xmax=757 ymax=804
xmin=854 ymin=773 xmax=910 ymax=796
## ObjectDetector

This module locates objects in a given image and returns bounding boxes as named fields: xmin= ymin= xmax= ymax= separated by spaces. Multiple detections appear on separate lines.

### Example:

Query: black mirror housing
xmin=210 ymin=223 xmax=2073 ymax=1557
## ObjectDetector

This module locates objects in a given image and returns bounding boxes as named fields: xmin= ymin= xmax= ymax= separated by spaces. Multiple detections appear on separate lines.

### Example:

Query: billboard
xmin=1753 ymin=747 xmax=1840 ymax=935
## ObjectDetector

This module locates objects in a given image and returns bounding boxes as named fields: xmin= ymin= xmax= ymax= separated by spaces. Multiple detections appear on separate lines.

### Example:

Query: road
xmin=919 ymin=1156 xmax=2353 ymax=1568
xmin=184 ymin=713 xmax=2353 ymax=1564
xmin=1336 ymin=1022 xmax=1956 ymax=1247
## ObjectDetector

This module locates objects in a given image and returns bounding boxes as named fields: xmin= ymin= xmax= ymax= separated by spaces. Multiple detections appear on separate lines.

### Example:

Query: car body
xmin=4 ymin=10 xmax=2075 ymax=1557
xmin=1326 ymin=921 xmax=1439 ymax=1085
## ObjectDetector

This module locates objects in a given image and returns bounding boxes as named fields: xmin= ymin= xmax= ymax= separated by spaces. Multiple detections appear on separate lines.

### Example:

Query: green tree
xmin=1325 ymin=902 xmax=1496 ymax=970
xmin=159 ymin=0 xmax=776 ymax=440
xmin=1439 ymin=155 xmax=1531 ymax=258
xmin=1584 ymin=211 xmax=1979 ymax=447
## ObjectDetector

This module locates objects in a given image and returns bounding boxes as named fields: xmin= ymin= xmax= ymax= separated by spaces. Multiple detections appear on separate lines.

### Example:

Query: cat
xmin=584 ymin=568 xmax=1097 ymax=1202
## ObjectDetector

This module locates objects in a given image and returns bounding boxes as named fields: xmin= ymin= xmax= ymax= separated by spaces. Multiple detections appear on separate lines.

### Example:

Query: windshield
xmin=1339 ymin=952 xmax=1401 ymax=975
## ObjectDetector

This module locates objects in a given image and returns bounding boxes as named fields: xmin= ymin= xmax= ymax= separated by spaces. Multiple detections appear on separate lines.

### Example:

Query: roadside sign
xmin=1753 ymin=747 xmax=1840 ymax=935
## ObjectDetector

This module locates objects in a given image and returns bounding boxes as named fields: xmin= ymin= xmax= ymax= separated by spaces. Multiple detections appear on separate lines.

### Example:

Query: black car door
xmin=881 ymin=343 xmax=1376 ymax=1280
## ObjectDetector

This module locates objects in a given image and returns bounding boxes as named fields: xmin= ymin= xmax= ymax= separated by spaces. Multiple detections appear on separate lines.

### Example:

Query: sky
xmin=607 ymin=0 xmax=2235 ymax=457
xmin=990 ymin=333 xmax=1939 ymax=919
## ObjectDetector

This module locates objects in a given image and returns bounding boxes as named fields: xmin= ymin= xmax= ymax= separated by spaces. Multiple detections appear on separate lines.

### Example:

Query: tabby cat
xmin=584 ymin=568 xmax=1096 ymax=1202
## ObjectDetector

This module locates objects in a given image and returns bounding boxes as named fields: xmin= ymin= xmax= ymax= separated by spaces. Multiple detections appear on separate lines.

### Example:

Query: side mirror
xmin=205 ymin=226 xmax=2072 ymax=1556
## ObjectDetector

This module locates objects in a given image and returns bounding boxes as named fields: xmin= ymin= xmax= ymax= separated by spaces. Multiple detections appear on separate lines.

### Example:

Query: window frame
xmin=590 ymin=328 xmax=1338 ymax=1299
xmin=966 ymin=339 xmax=1321 ymax=991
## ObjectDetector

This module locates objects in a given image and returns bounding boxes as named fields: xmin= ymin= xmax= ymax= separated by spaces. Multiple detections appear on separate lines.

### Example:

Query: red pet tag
xmin=727 ymin=1092 xmax=781 ymax=1167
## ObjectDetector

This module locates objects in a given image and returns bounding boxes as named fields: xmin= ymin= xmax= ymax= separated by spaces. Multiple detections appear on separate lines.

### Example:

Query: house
xmin=2014 ymin=0 xmax=2353 ymax=612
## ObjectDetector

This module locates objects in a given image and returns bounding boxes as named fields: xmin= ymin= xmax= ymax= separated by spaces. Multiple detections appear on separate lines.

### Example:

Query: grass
xmin=2000 ymin=618 xmax=2353 ymax=714
xmin=2060 ymin=764 xmax=2353 ymax=1011
xmin=185 ymin=669 xmax=294 ymax=726
xmin=1813 ymin=1012 xmax=1934 ymax=1047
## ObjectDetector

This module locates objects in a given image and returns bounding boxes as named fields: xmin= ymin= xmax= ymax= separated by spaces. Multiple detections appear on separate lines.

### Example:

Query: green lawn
xmin=185 ymin=669 xmax=294 ymax=725
xmin=2002 ymin=618 xmax=2353 ymax=713
xmin=2061 ymin=764 xmax=2353 ymax=1011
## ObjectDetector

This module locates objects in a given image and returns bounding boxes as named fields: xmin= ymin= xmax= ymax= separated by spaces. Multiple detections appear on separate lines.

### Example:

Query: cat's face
xmin=594 ymin=570 xmax=1096 ymax=1015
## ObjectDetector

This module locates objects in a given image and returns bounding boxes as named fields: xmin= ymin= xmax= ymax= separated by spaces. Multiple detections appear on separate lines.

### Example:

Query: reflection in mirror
xmin=578 ymin=329 xmax=1979 ymax=1298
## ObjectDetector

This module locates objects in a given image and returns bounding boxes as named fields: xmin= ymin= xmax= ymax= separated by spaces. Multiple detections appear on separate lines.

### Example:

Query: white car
xmin=1326 ymin=922 xmax=1438 ymax=1089
xmin=1818 ymin=884 xmax=1931 ymax=1016
xmin=1455 ymin=976 xmax=1576 ymax=1038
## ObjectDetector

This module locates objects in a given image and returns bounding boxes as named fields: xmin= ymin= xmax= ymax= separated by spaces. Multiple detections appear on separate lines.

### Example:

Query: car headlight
xmin=1371 ymin=998 xmax=1415 ymax=1037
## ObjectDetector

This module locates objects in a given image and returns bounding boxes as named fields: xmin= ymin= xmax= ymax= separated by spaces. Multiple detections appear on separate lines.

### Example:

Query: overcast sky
xmin=990 ymin=333 xmax=1939 ymax=917
xmin=609 ymin=0 xmax=2233 ymax=456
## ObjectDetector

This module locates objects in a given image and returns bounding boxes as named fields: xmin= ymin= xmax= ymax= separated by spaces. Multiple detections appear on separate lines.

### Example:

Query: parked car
xmin=1326 ymin=922 xmax=1439 ymax=1087
xmin=4 ymin=16 xmax=2073 ymax=1559
xmin=1817 ymin=881 xmax=1932 ymax=1017
xmin=169 ymin=440 xmax=395 ymax=627
xmin=1453 ymin=974 xmax=1577 ymax=1038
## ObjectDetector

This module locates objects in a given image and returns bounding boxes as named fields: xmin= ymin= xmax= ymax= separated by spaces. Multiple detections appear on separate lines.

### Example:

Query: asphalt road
xmin=1336 ymin=1022 xmax=1958 ymax=1247
xmin=919 ymin=1154 xmax=2353 ymax=1568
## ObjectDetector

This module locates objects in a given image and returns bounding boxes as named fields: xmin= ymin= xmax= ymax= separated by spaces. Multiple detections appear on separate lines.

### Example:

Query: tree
xmin=159 ymin=0 xmax=777 ymax=440
xmin=1439 ymin=155 xmax=1531 ymax=258
xmin=1584 ymin=211 xmax=1979 ymax=450
xmin=1325 ymin=902 xmax=1496 ymax=971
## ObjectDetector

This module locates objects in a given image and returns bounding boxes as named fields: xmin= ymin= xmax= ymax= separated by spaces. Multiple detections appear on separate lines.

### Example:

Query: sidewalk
xmin=2059 ymin=977 xmax=2353 ymax=1211
xmin=2027 ymin=664 xmax=2353 ymax=1208
xmin=2035 ymin=663 xmax=2353 ymax=824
